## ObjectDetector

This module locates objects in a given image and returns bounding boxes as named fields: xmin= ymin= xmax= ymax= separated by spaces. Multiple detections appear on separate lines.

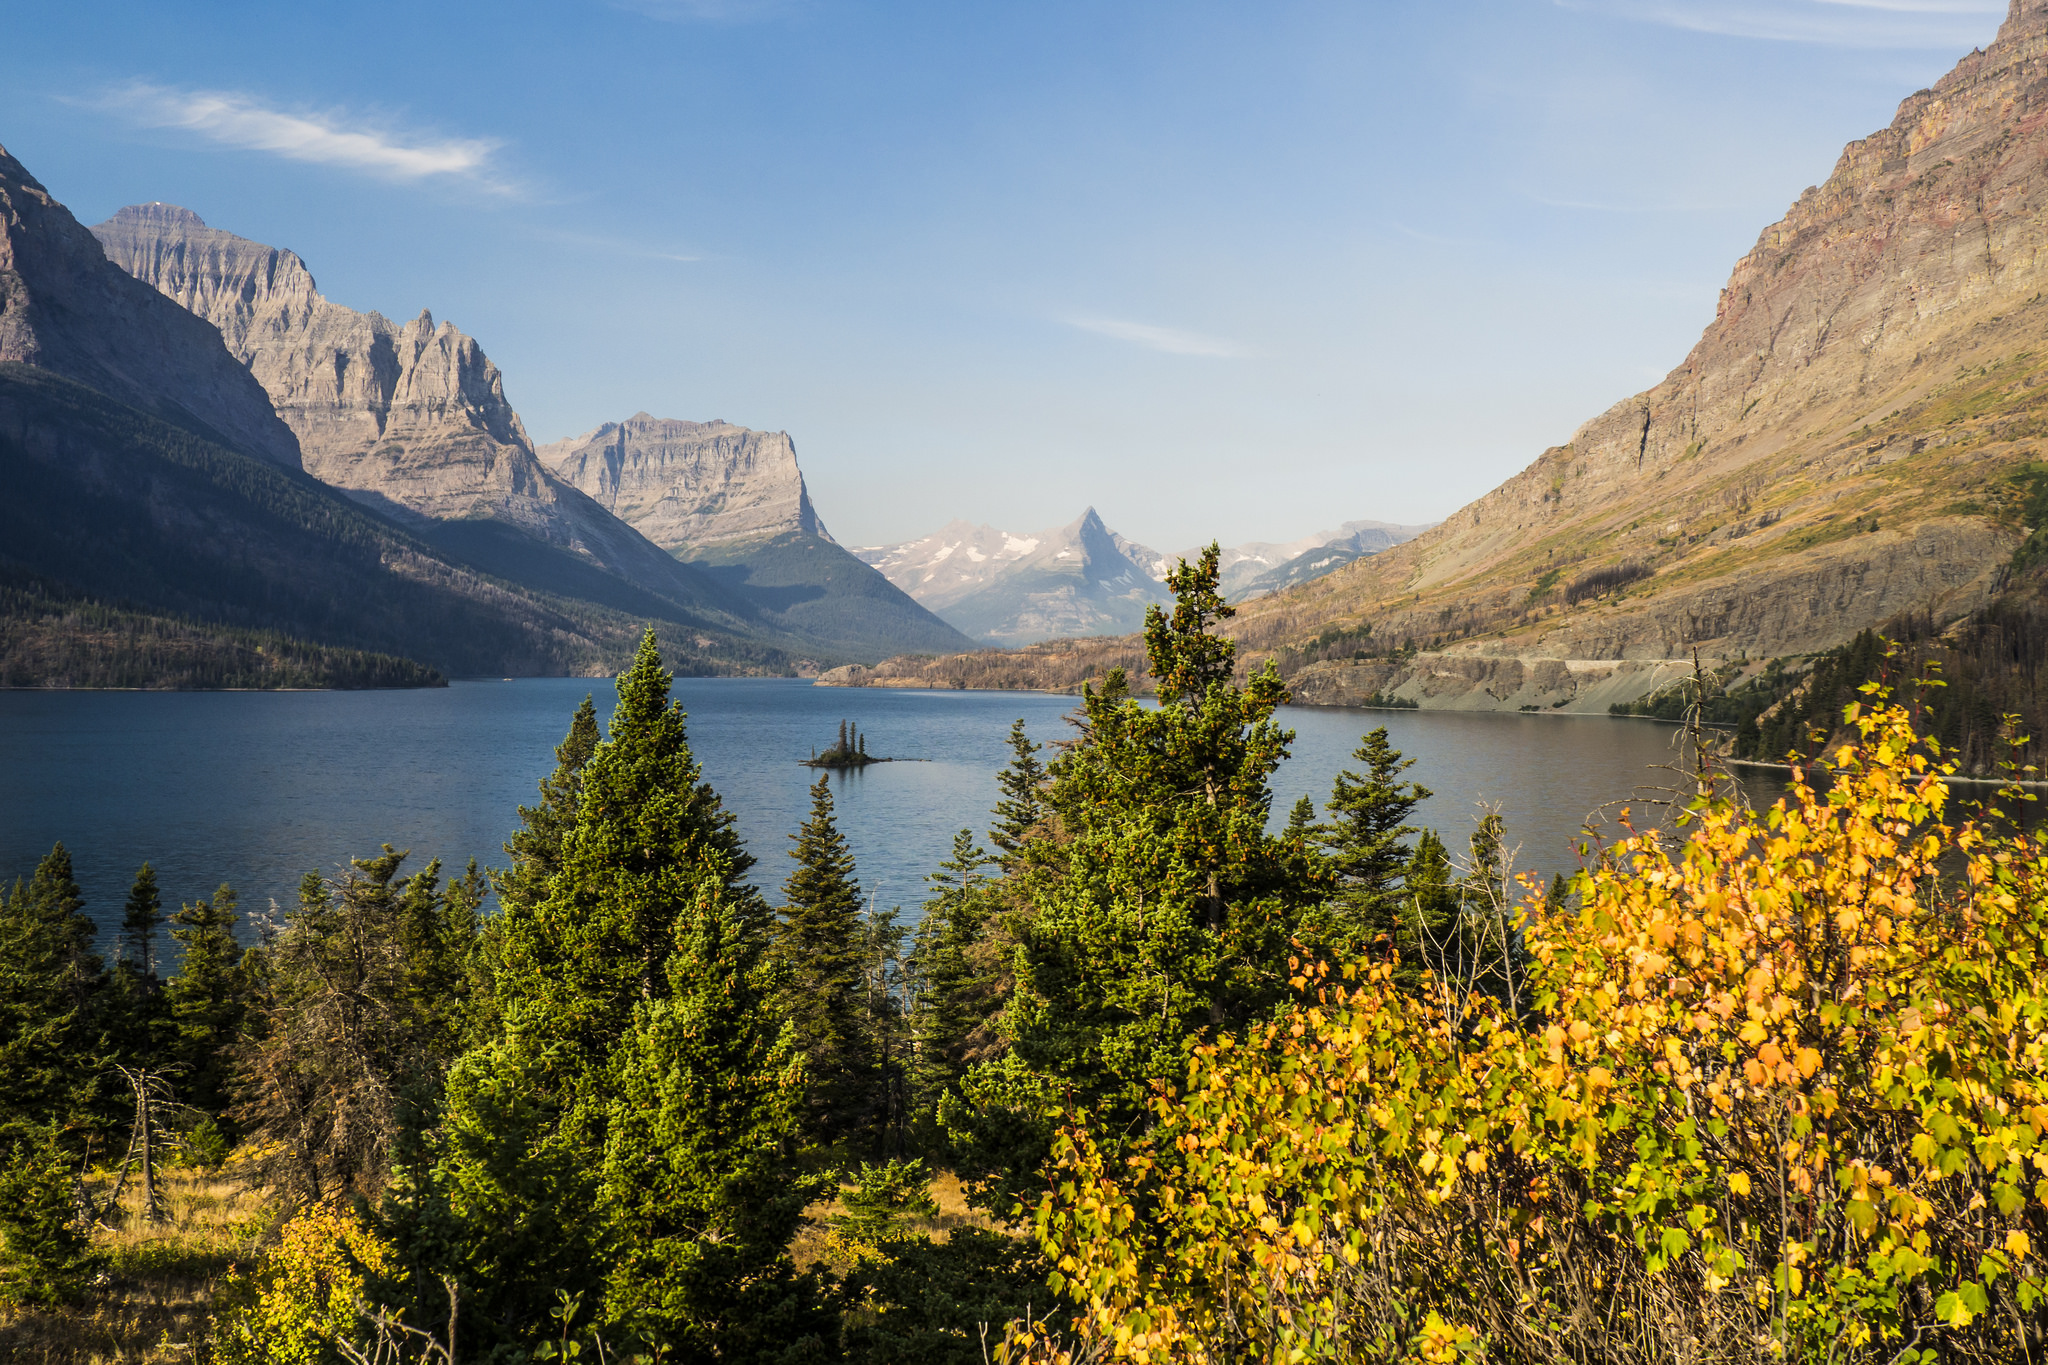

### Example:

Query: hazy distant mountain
xmin=540 ymin=412 xmax=971 ymax=659
xmin=1230 ymin=522 xmax=1434 ymax=601
xmin=540 ymin=414 xmax=831 ymax=548
xmin=857 ymin=509 xmax=1168 ymax=644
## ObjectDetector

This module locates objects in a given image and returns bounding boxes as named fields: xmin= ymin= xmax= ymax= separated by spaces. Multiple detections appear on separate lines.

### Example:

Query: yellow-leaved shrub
xmin=210 ymin=1206 xmax=396 ymax=1365
xmin=1009 ymin=697 xmax=2048 ymax=1364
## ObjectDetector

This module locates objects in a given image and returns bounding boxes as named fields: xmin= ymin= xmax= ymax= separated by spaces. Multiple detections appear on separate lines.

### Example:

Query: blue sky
xmin=1 ymin=0 xmax=2011 ymax=551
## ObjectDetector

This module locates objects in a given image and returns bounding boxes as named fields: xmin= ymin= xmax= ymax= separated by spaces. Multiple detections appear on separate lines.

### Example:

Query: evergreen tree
xmin=905 ymin=831 xmax=999 ymax=1145
xmin=988 ymin=720 xmax=1048 ymax=865
xmin=774 ymin=774 xmax=876 ymax=1151
xmin=599 ymin=885 xmax=833 ymax=1359
xmin=239 ymin=851 xmax=481 ymax=1202
xmin=0 ymin=1130 xmax=99 ymax=1306
xmin=1314 ymin=729 xmax=1438 ymax=976
xmin=164 ymin=884 xmax=251 ymax=1121
xmin=110 ymin=863 xmax=173 ymax=1073
xmin=432 ymin=630 xmax=796 ymax=1351
xmin=950 ymin=547 xmax=1328 ymax=1204
xmin=496 ymin=696 xmax=602 ymax=917
xmin=120 ymin=863 xmax=165 ymax=980
xmin=0 ymin=845 xmax=109 ymax=1144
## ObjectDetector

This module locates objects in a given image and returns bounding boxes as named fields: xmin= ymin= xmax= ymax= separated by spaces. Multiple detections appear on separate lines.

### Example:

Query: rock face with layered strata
xmin=91 ymin=204 xmax=727 ymax=598
xmin=0 ymin=165 xmax=299 ymax=467
xmin=1216 ymin=0 xmax=2048 ymax=706
xmin=538 ymin=413 xmax=827 ymax=551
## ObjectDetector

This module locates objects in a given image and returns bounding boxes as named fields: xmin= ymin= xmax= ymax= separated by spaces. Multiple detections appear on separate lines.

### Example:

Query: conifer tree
xmin=0 ymin=845 xmax=109 ymax=1142
xmin=951 ymin=547 xmax=1328 ymax=1202
xmin=775 ymin=774 xmax=875 ymax=1150
xmin=111 ymin=864 xmax=173 ymax=1073
xmin=165 ymin=884 xmax=251 ymax=1121
xmin=0 ymin=1130 xmax=99 ymax=1305
xmin=1314 ymin=728 xmax=1437 ymax=973
xmin=599 ymin=885 xmax=831 ymax=1358
xmin=905 ymin=831 xmax=999 ymax=1142
xmin=497 ymin=696 xmax=602 ymax=917
xmin=988 ymin=720 xmax=1048 ymax=865
xmin=432 ymin=630 xmax=800 ymax=1352
xmin=120 ymin=863 xmax=165 ymax=980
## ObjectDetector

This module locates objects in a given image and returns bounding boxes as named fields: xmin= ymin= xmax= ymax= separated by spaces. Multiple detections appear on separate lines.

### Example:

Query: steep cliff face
xmin=538 ymin=413 xmax=826 ymax=550
xmin=91 ymin=205 xmax=759 ymax=620
xmin=1220 ymin=0 xmax=2048 ymax=707
xmin=0 ymin=160 xmax=299 ymax=468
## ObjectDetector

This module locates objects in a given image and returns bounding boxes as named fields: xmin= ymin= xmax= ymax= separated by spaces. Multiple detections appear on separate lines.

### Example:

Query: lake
xmin=0 ymin=679 xmax=1756 ymax=942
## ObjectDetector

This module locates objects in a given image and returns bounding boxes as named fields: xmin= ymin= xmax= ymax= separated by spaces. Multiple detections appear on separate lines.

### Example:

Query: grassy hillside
xmin=0 ymin=364 xmax=788 ymax=679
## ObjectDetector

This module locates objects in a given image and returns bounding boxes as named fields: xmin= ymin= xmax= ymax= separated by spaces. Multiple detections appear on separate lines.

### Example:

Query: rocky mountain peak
xmin=104 ymin=202 xmax=207 ymax=231
xmin=0 ymin=154 xmax=300 ymax=467
xmin=539 ymin=413 xmax=827 ymax=551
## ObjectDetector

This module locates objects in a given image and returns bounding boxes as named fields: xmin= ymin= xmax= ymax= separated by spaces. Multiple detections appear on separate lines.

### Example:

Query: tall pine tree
xmin=774 ymin=774 xmax=876 ymax=1152
xmin=905 ymin=830 xmax=999 ymax=1146
xmin=949 ymin=547 xmax=1329 ymax=1205
xmin=165 ymin=884 xmax=252 ymax=1122
xmin=1313 ymin=728 xmax=1439 ymax=974
xmin=432 ymin=630 xmax=811 ymax=1355
xmin=988 ymin=721 xmax=1048 ymax=866
xmin=0 ymin=845 xmax=108 ymax=1144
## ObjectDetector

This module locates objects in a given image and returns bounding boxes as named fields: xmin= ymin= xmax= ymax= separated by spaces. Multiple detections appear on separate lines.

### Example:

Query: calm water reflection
xmin=0 ymin=679 xmax=1764 ymax=943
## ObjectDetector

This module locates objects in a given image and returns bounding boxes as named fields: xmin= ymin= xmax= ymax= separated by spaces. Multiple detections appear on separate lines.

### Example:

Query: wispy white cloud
xmin=1554 ymin=0 xmax=2003 ymax=47
xmin=84 ymin=82 xmax=512 ymax=191
xmin=1067 ymin=316 xmax=1246 ymax=358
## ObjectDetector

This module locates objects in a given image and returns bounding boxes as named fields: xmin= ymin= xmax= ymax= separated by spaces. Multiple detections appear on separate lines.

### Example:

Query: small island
xmin=803 ymin=718 xmax=891 ymax=768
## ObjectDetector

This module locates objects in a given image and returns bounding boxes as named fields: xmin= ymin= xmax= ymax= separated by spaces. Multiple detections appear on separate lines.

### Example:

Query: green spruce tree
xmin=432 ymin=630 xmax=805 ymax=1353
xmin=988 ymin=720 xmax=1048 ymax=865
xmin=0 ymin=845 xmax=110 ymax=1143
xmin=164 ymin=884 xmax=251 ymax=1122
xmin=496 ymin=696 xmax=602 ymax=917
xmin=949 ymin=547 xmax=1328 ymax=1205
xmin=1314 ymin=728 xmax=1438 ymax=977
xmin=110 ymin=863 xmax=174 ymax=1075
xmin=905 ymin=831 xmax=999 ymax=1147
xmin=599 ymin=884 xmax=831 ymax=1358
xmin=775 ymin=774 xmax=876 ymax=1151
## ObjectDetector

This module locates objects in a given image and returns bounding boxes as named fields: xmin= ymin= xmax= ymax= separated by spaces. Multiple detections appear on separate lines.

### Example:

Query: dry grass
xmin=0 ymin=1164 xmax=270 ymax=1365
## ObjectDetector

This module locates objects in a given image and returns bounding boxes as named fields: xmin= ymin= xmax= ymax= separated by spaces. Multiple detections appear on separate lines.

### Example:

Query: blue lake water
xmin=0 ymin=678 xmax=1762 ymax=944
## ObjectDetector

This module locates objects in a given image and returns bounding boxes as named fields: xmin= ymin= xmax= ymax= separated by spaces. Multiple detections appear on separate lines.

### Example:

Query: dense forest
xmin=0 ymin=572 xmax=446 ymax=690
xmin=5 ymin=547 xmax=2048 ymax=1363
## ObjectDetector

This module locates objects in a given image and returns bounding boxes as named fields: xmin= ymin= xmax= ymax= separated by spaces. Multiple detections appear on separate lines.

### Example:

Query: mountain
xmin=87 ymin=205 xmax=775 ymax=638
xmin=541 ymin=413 xmax=973 ymax=659
xmin=855 ymin=509 xmax=1169 ymax=644
xmin=539 ymin=414 xmax=829 ymax=547
xmin=0 ymin=144 xmax=778 ymax=680
xmin=1222 ymin=0 xmax=2048 ymax=710
xmin=829 ymin=0 xmax=2048 ymax=709
xmin=1220 ymin=523 xmax=1433 ymax=601
xmin=0 ymin=162 xmax=299 ymax=469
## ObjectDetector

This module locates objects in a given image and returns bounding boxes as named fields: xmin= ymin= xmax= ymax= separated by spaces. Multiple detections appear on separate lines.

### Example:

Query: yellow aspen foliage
xmin=210 ymin=1206 xmax=397 ymax=1365
xmin=1009 ymin=697 xmax=2048 ymax=1364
